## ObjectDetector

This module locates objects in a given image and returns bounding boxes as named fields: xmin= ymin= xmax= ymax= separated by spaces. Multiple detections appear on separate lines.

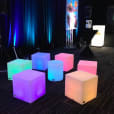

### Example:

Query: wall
xmin=79 ymin=0 xmax=114 ymax=47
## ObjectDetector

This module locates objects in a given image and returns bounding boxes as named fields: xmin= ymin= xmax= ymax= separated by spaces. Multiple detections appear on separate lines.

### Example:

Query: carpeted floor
xmin=0 ymin=47 xmax=114 ymax=114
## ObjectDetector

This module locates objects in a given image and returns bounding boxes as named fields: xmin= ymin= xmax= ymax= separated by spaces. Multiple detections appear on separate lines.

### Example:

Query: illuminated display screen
xmin=66 ymin=0 xmax=78 ymax=47
xmin=91 ymin=25 xmax=105 ymax=47
xmin=66 ymin=0 xmax=78 ymax=30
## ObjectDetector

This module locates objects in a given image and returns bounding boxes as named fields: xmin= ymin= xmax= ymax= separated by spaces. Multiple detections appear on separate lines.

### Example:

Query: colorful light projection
xmin=13 ymin=29 xmax=17 ymax=46
xmin=66 ymin=0 xmax=78 ymax=47
xmin=48 ymin=60 xmax=63 ymax=82
xmin=13 ymin=70 xmax=46 ymax=103
xmin=7 ymin=59 xmax=32 ymax=80
xmin=25 ymin=0 xmax=37 ymax=46
xmin=45 ymin=0 xmax=54 ymax=44
xmin=47 ymin=20 xmax=52 ymax=44
xmin=8 ymin=0 xmax=24 ymax=47
xmin=8 ymin=23 xmax=12 ymax=47
xmin=65 ymin=71 xmax=98 ymax=105
xmin=77 ymin=60 xmax=97 ymax=75
xmin=13 ymin=1 xmax=19 ymax=47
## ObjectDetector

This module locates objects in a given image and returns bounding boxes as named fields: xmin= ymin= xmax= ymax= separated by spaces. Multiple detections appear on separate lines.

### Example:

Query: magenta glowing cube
xmin=13 ymin=70 xmax=46 ymax=103
xmin=55 ymin=53 xmax=74 ymax=72
xmin=77 ymin=60 xmax=97 ymax=75
xmin=31 ymin=52 xmax=50 ymax=71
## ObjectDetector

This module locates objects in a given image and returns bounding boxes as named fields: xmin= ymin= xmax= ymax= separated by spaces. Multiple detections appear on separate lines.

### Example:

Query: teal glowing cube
xmin=48 ymin=60 xmax=63 ymax=82
xmin=7 ymin=59 xmax=32 ymax=80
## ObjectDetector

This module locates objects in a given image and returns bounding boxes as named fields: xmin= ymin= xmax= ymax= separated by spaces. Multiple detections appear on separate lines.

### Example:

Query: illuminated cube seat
xmin=65 ymin=71 xmax=98 ymax=105
xmin=31 ymin=52 xmax=50 ymax=71
xmin=55 ymin=53 xmax=74 ymax=72
xmin=13 ymin=70 xmax=46 ymax=103
xmin=48 ymin=60 xmax=63 ymax=82
xmin=77 ymin=60 xmax=97 ymax=75
xmin=7 ymin=59 xmax=32 ymax=80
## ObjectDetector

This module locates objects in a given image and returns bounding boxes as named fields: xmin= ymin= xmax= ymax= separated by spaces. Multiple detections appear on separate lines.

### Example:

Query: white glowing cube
xmin=65 ymin=71 xmax=98 ymax=105
xmin=91 ymin=25 xmax=105 ymax=47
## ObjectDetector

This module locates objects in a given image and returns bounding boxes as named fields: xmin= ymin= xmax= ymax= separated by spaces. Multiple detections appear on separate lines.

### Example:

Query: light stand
xmin=13 ymin=47 xmax=19 ymax=59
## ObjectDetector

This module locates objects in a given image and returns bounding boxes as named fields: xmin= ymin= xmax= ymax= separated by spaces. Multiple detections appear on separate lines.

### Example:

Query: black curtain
xmin=2 ymin=0 xmax=66 ymax=49
xmin=0 ymin=0 xmax=8 ymax=47
xmin=41 ymin=0 xmax=66 ymax=49
xmin=53 ymin=0 xmax=66 ymax=49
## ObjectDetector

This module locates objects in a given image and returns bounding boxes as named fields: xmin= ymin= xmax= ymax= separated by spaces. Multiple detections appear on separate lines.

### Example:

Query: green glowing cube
xmin=7 ymin=59 xmax=32 ymax=80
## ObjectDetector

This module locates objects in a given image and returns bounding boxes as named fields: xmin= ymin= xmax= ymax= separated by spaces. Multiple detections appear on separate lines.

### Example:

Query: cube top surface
xmin=48 ymin=60 xmax=63 ymax=68
xmin=13 ymin=70 xmax=45 ymax=80
xmin=48 ymin=60 xmax=63 ymax=64
xmin=66 ymin=71 xmax=97 ymax=81
xmin=8 ymin=59 xmax=31 ymax=64
xmin=79 ymin=60 xmax=97 ymax=66
xmin=32 ymin=52 xmax=50 ymax=57
xmin=55 ymin=53 xmax=73 ymax=57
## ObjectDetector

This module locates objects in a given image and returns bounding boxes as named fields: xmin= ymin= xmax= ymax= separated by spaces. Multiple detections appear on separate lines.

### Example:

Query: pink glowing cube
xmin=55 ymin=53 xmax=74 ymax=71
xmin=13 ymin=70 xmax=46 ymax=103
xmin=65 ymin=71 xmax=98 ymax=105
xmin=77 ymin=60 xmax=97 ymax=75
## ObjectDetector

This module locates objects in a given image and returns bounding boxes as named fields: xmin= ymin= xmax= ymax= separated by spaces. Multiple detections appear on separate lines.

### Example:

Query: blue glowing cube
xmin=7 ymin=59 xmax=32 ymax=80
xmin=48 ymin=60 xmax=63 ymax=82
xmin=31 ymin=52 xmax=50 ymax=71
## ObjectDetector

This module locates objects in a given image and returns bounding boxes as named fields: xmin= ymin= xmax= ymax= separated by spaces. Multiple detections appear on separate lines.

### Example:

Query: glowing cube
xmin=55 ymin=53 xmax=74 ymax=72
xmin=32 ymin=52 xmax=50 ymax=71
xmin=13 ymin=70 xmax=46 ymax=103
xmin=7 ymin=59 xmax=32 ymax=80
xmin=65 ymin=71 xmax=98 ymax=105
xmin=77 ymin=60 xmax=97 ymax=75
xmin=48 ymin=60 xmax=63 ymax=82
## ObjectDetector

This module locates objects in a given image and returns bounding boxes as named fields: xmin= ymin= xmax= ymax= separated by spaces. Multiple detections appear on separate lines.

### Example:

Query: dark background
xmin=0 ymin=1 xmax=114 ymax=113
xmin=0 ymin=0 xmax=114 ymax=49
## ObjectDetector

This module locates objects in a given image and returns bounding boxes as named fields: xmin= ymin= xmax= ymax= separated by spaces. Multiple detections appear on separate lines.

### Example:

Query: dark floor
xmin=0 ymin=47 xmax=114 ymax=114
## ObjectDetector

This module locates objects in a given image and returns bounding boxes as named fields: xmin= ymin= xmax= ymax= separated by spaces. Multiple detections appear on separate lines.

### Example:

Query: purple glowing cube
xmin=31 ymin=52 xmax=50 ymax=71
xmin=13 ymin=70 xmax=46 ymax=103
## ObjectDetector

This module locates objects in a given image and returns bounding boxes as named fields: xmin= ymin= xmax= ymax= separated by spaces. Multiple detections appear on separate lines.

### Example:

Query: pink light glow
xmin=77 ymin=60 xmax=97 ymax=75
xmin=55 ymin=53 xmax=74 ymax=72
